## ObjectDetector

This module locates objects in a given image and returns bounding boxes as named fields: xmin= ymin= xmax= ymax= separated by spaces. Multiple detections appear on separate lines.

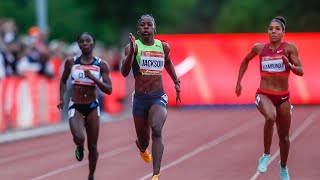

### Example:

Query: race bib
xmin=140 ymin=51 xmax=165 ymax=75
xmin=72 ymin=65 xmax=100 ymax=85
xmin=261 ymin=56 xmax=285 ymax=73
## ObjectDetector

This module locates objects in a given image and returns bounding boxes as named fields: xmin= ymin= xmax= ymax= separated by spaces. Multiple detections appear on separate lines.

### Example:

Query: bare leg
xmin=69 ymin=110 xmax=85 ymax=148
xmin=256 ymin=95 xmax=277 ymax=154
xmin=276 ymin=100 xmax=291 ymax=168
xmin=149 ymin=105 xmax=167 ymax=175
xmin=134 ymin=115 xmax=150 ymax=151
xmin=85 ymin=108 xmax=100 ymax=178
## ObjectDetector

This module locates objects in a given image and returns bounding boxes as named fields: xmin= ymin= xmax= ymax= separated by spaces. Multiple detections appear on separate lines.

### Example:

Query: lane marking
xmin=31 ymin=145 xmax=132 ymax=180
xmin=250 ymin=111 xmax=319 ymax=180
xmin=139 ymin=117 xmax=262 ymax=180
xmin=0 ymin=146 xmax=62 ymax=165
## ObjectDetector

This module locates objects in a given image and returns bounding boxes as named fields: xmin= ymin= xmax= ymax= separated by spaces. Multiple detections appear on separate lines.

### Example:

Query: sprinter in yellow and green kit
xmin=121 ymin=14 xmax=181 ymax=180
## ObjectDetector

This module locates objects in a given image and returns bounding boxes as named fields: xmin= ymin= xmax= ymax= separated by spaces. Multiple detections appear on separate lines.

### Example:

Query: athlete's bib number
xmin=140 ymin=51 xmax=165 ymax=75
xmin=261 ymin=59 xmax=285 ymax=72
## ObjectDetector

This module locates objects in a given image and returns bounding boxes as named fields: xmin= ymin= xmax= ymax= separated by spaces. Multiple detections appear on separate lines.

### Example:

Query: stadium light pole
xmin=36 ymin=0 xmax=48 ymax=32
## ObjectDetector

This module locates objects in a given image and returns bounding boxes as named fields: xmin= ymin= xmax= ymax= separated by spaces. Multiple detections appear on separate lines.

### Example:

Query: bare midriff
xmin=71 ymin=85 xmax=97 ymax=104
xmin=134 ymin=75 xmax=164 ymax=93
xmin=260 ymin=75 xmax=289 ymax=93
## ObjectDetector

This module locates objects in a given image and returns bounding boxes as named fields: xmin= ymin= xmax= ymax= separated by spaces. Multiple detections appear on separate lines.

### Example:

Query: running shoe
xmin=152 ymin=174 xmax=160 ymax=180
xmin=140 ymin=149 xmax=152 ymax=163
xmin=75 ymin=146 xmax=84 ymax=161
xmin=136 ymin=140 xmax=152 ymax=163
xmin=278 ymin=161 xmax=290 ymax=180
xmin=88 ymin=175 xmax=95 ymax=180
xmin=257 ymin=153 xmax=270 ymax=173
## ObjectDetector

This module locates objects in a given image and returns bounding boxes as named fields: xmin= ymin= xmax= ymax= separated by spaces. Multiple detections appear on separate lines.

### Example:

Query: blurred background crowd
xmin=1 ymin=0 xmax=319 ymax=81
xmin=0 ymin=17 xmax=122 ymax=80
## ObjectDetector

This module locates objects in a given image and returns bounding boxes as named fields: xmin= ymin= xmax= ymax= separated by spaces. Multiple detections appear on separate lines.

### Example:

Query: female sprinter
xmin=121 ymin=14 xmax=181 ymax=180
xmin=57 ymin=32 xmax=112 ymax=180
xmin=235 ymin=16 xmax=303 ymax=180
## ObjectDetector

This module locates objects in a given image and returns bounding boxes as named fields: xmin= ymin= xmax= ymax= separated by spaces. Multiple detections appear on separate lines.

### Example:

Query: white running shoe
xmin=257 ymin=154 xmax=270 ymax=173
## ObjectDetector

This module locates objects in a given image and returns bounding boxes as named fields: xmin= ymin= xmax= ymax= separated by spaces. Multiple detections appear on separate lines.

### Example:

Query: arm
xmin=163 ymin=42 xmax=181 ymax=104
xmin=57 ymin=58 xmax=73 ymax=110
xmin=283 ymin=43 xmax=304 ymax=76
xmin=84 ymin=61 xmax=112 ymax=95
xmin=235 ymin=43 xmax=262 ymax=97
xmin=121 ymin=33 xmax=136 ymax=77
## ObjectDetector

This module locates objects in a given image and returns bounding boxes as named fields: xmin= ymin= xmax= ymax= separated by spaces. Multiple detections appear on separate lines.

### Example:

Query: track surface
xmin=0 ymin=106 xmax=319 ymax=180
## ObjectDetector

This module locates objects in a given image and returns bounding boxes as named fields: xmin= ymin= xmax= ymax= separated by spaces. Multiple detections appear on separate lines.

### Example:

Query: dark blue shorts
xmin=132 ymin=91 xmax=168 ymax=116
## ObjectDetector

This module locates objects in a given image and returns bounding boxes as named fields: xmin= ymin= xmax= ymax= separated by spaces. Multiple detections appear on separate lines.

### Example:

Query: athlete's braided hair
xmin=77 ymin=32 xmax=96 ymax=43
xmin=137 ymin=14 xmax=156 ymax=25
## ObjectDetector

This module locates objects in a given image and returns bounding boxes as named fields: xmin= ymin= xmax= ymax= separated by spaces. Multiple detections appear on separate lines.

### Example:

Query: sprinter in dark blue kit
xmin=58 ymin=32 xmax=112 ymax=180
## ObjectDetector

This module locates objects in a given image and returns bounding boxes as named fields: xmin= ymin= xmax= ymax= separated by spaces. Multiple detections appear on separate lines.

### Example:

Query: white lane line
xmin=250 ymin=111 xmax=319 ymax=180
xmin=0 ymin=147 xmax=57 ymax=165
xmin=139 ymin=117 xmax=262 ymax=180
xmin=31 ymin=145 xmax=132 ymax=180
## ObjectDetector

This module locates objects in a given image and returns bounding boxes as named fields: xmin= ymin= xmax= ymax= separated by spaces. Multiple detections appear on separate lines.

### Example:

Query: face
xmin=78 ymin=33 xmax=94 ymax=54
xmin=137 ymin=16 xmax=155 ymax=37
xmin=268 ymin=21 xmax=284 ymax=43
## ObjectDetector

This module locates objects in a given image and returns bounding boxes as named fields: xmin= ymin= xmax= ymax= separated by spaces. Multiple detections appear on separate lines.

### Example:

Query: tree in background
xmin=0 ymin=0 xmax=319 ymax=46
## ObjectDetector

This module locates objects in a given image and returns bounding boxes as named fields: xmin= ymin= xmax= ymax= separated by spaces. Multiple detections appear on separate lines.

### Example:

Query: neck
xmin=140 ymin=36 xmax=154 ymax=45
xmin=81 ymin=53 xmax=93 ymax=62
xmin=269 ymin=41 xmax=283 ymax=51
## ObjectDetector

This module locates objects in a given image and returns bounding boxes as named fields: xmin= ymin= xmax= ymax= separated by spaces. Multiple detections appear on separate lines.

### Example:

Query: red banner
xmin=156 ymin=33 xmax=320 ymax=105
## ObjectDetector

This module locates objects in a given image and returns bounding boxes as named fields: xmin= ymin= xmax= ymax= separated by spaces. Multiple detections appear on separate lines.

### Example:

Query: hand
xmin=84 ymin=70 xmax=94 ymax=79
xmin=175 ymin=83 xmax=181 ymax=104
xmin=57 ymin=100 xmax=64 ymax=110
xmin=129 ymin=33 xmax=136 ymax=52
xmin=235 ymin=83 xmax=242 ymax=97
xmin=282 ymin=55 xmax=291 ymax=68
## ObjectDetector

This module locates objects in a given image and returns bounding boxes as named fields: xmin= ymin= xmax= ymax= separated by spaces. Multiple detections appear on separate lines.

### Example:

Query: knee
xmin=151 ymin=126 xmax=162 ymax=139
xmin=265 ymin=115 xmax=276 ymax=125
xmin=279 ymin=134 xmax=290 ymax=143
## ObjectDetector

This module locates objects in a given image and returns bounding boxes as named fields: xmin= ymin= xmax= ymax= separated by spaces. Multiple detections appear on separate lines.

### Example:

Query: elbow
xmin=297 ymin=68 xmax=304 ymax=76
xmin=121 ymin=72 xmax=128 ymax=77
xmin=121 ymin=70 xmax=129 ymax=77
xmin=107 ymin=87 xmax=113 ymax=95
xmin=299 ymin=71 xmax=304 ymax=76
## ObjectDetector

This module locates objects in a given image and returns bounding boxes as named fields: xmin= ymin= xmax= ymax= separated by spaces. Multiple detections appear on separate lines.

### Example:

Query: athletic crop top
xmin=71 ymin=56 xmax=101 ymax=86
xmin=259 ymin=42 xmax=290 ymax=76
xmin=132 ymin=39 xmax=165 ymax=78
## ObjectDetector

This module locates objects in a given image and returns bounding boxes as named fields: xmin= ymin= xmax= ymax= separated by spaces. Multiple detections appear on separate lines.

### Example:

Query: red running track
xmin=0 ymin=106 xmax=319 ymax=180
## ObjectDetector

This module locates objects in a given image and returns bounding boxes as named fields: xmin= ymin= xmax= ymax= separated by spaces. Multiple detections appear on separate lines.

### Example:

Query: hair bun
xmin=275 ymin=16 xmax=286 ymax=26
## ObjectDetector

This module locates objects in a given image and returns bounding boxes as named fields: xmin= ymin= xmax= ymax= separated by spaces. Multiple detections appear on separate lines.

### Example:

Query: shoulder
xmin=252 ymin=43 xmax=265 ymax=54
xmin=160 ymin=40 xmax=170 ymax=53
xmin=252 ymin=43 xmax=264 ymax=50
xmin=285 ymin=42 xmax=298 ymax=52
xmin=98 ymin=59 xmax=110 ymax=70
